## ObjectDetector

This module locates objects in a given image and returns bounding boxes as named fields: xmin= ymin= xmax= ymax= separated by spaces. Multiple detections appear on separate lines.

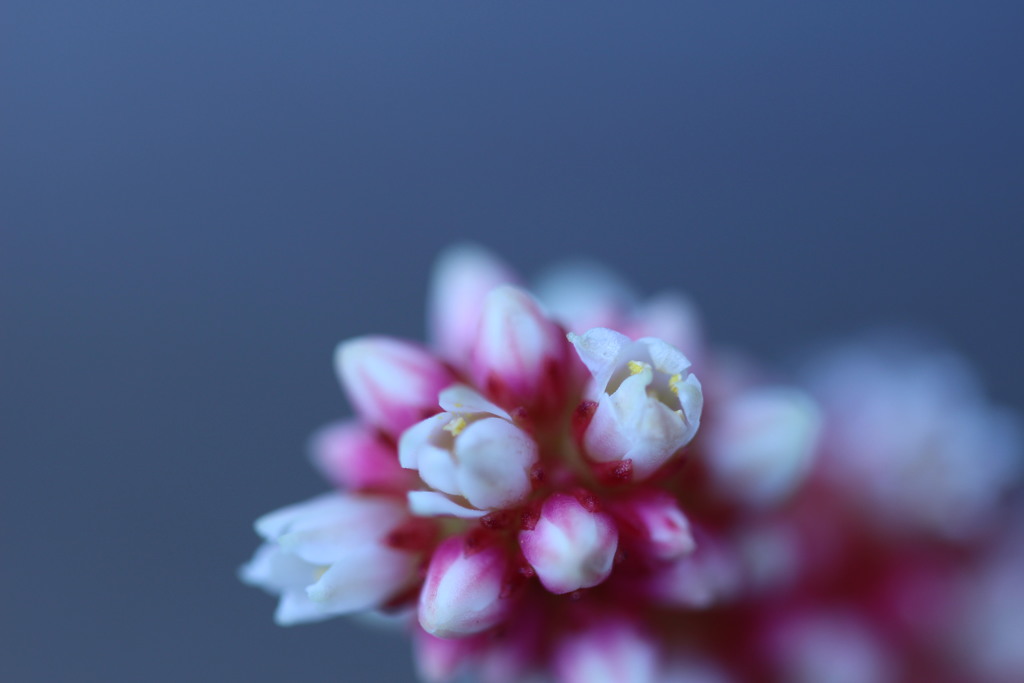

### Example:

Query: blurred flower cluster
xmin=241 ymin=246 xmax=1023 ymax=683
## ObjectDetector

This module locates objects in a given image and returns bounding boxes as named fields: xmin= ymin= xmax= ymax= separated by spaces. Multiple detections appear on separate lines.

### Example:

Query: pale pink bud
xmin=518 ymin=493 xmax=619 ymax=594
xmin=570 ymin=328 xmax=703 ymax=480
xmin=419 ymin=535 xmax=511 ymax=638
xmin=400 ymin=385 xmax=539 ymax=513
xmin=429 ymin=244 xmax=518 ymax=366
xmin=768 ymin=612 xmax=898 ymax=683
xmin=807 ymin=341 xmax=1022 ymax=539
xmin=612 ymin=491 xmax=695 ymax=561
xmin=703 ymin=387 xmax=821 ymax=507
xmin=240 ymin=493 xmax=417 ymax=625
xmin=554 ymin=621 xmax=659 ymax=683
xmin=471 ymin=285 xmax=568 ymax=412
xmin=335 ymin=336 xmax=454 ymax=438
xmin=532 ymin=259 xmax=637 ymax=334
xmin=413 ymin=626 xmax=478 ymax=683
xmin=475 ymin=610 xmax=545 ymax=683
xmin=642 ymin=530 xmax=740 ymax=609
xmin=309 ymin=420 xmax=416 ymax=493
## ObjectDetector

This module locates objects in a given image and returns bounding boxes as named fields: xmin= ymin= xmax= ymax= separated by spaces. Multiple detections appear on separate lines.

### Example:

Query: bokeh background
xmin=3 ymin=2 xmax=1023 ymax=681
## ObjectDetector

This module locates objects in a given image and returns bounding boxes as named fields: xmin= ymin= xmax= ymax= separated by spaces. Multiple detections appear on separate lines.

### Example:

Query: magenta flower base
xmin=242 ymin=245 xmax=1023 ymax=683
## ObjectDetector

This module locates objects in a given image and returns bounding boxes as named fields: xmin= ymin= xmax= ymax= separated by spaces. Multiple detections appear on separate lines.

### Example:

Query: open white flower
xmin=400 ymin=384 xmax=539 ymax=518
xmin=570 ymin=328 xmax=703 ymax=479
xmin=240 ymin=493 xmax=417 ymax=625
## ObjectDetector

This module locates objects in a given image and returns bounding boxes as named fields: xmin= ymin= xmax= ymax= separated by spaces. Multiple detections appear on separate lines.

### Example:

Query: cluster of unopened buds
xmin=242 ymin=246 xmax=1023 ymax=683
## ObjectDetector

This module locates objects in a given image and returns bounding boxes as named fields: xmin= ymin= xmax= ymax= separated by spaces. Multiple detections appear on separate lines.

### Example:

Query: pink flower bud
xmin=419 ymin=535 xmax=511 ymax=638
xmin=612 ymin=491 xmax=696 ymax=562
xmin=570 ymin=328 xmax=703 ymax=480
xmin=429 ymin=244 xmax=518 ymax=367
xmin=335 ymin=336 xmax=454 ymax=438
xmin=554 ymin=621 xmax=659 ymax=683
xmin=309 ymin=420 xmax=416 ymax=493
xmin=400 ymin=385 xmax=539 ymax=513
xmin=518 ymin=493 xmax=619 ymax=594
xmin=703 ymin=387 xmax=821 ymax=508
xmin=471 ymin=285 xmax=569 ymax=413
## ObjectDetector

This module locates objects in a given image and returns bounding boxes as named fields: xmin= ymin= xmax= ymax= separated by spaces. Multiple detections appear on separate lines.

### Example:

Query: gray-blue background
xmin=3 ymin=2 xmax=1022 ymax=681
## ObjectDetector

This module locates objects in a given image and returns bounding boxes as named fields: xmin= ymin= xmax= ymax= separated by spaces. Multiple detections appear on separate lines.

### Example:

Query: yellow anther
xmin=628 ymin=360 xmax=648 ymax=376
xmin=443 ymin=416 xmax=467 ymax=437
xmin=668 ymin=373 xmax=683 ymax=394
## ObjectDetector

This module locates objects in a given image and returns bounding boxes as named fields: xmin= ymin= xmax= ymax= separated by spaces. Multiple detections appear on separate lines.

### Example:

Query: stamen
xmin=628 ymin=360 xmax=649 ymax=376
xmin=443 ymin=416 xmax=467 ymax=437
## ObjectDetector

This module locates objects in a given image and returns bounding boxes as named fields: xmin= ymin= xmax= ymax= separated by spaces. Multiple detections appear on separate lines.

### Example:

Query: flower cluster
xmin=241 ymin=246 xmax=1022 ymax=683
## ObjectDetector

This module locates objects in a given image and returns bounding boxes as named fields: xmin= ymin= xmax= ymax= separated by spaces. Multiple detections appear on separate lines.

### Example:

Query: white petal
xmin=416 ymin=443 xmax=463 ymax=498
xmin=641 ymin=336 xmax=693 ymax=376
xmin=398 ymin=413 xmax=449 ymax=470
xmin=438 ymin=384 xmax=510 ymax=420
xmin=239 ymin=543 xmax=316 ymax=593
xmin=408 ymin=491 xmax=488 ymax=519
xmin=454 ymin=417 xmax=537 ymax=509
xmin=274 ymin=589 xmax=339 ymax=626
xmin=568 ymin=328 xmax=631 ymax=388
xmin=267 ymin=495 xmax=407 ymax=565
xmin=253 ymin=492 xmax=344 ymax=540
xmin=305 ymin=545 xmax=415 ymax=612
